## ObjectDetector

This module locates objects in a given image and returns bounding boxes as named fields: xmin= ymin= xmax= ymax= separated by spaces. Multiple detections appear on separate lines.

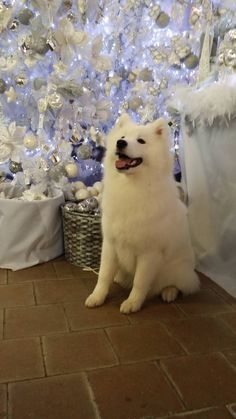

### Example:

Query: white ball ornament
xmin=93 ymin=181 xmax=102 ymax=193
xmin=75 ymin=188 xmax=90 ymax=201
xmin=73 ymin=181 xmax=86 ymax=190
xmin=87 ymin=186 xmax=98 ymax=196
xmin=23 ymin=133 xmax=38 ymax=150
xmin=65 ymin=162 xmax=78 ymax=178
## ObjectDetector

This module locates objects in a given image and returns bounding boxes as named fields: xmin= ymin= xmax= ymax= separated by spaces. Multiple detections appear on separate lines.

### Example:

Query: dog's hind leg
xmin=85 ymin=240 xmax=118 ymax=308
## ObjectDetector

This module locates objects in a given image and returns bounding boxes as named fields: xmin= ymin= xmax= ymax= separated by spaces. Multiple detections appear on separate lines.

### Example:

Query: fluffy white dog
xmin=85 ymin=114 xmax=199 ymax=313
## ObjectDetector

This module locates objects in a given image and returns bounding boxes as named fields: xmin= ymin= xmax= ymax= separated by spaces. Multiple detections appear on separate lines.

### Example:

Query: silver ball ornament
xmin=18 ymin=8 xmax=34 ymax=25
xmin=156 ymin=12 xmax=170 ymax=28
xmin=23 ymin=133 xmax=38 ymax=150
xmin=77 ymin=144 xmax=92 ymax=160
xmin=184 ymin=54 xmax=199 ymax=69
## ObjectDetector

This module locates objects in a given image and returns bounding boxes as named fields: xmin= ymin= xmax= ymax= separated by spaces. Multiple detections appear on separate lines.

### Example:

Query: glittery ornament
xmin=229 ymin=29 xmax=236 ymax=42
xmin=15 ymin=73 xmax=28 ymax=86
xmin=159 ymin=78 xmax=168 ymax=89
xmin=18 ymin=8 xmax=34 ymax=25
xmin=77 ymin=144 xmax=92 ymax=160
xmin=0 ymin=79 xmax=6 ymax=94
xmin=138 ymin=68 xmax=153 ymax=81
xmin=184 ymin=53 xmax=199 ymax=69
xmin=128 ymin=97 xmax=143 ymax=111
xmin=169 ymin=51 xmax=181 ymax=68
xmin=65 ymin=162 xmax=78 ymax=178
xmin=148 ymin=85 xmax=158 ymax=95
xmin=156 ymin=12 xmax=170 ymax=28
xmin=23 ymin=133 xmax=38 ymax=150
xmin=48 ymin=92 xmax=64 ymax=110
xmin=128 ymin=71 xmax=137 ymax=82
xmin=9 ymin=19 xmax=19 ymax=30
xmin=225 ymin=49 xmax=236 ymax=67
xmin=39 ymin=157 xmax=50 ymax=171
xmin=34 ymin=37 xmax=50 ymax=55
xmin=176 ymin=45 xmax=191 ymax=60
xmin=38 ymin=98 xmax=48 ymax=113
xmin=63 ymin=202 xmax=78 ymax=212
xmin=9 ymin=160 xmax=23 ymax=174
xmin=149 ymin=4 xmax=161 ymax=19
xmin=189 ymin=7 xmax=201 ymax=25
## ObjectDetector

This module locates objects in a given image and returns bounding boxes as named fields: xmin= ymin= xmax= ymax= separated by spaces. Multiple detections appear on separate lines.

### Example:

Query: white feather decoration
xmin=169 ymin=75 xmax=236 ymax=125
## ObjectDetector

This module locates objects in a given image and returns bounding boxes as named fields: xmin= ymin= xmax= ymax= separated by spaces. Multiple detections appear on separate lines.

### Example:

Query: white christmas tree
xmin=0 ymin=0 xmax=235 ymax=200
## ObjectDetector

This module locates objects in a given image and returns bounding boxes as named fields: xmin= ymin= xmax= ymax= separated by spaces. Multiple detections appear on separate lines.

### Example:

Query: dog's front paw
xmin=85 ymin=292 xmax=105 ymax=308
xmin=120 ymin=298 xmax=141 ymax=314
xmin=161 ymin=286 xmax=178 ymax=303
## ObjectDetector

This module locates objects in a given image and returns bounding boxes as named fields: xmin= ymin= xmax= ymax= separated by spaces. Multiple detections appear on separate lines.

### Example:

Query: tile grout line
xmin=61 ymin=303 xmax=72 ymax=332
xmin=32 ymin=281 xmax=38 ymax=305
xmin=103 ymin=328 xmax=120 ymax=366
xmin=2 ymin=308 xmax=6 ymax=340
xmin=39 ymin=336 xmax=47 ymax=377
xmin=6 ymin=382 xmax=9 ymax=419
xmin=158 ymin=359 xmax=188 ymax=411
xmin=83 ymin=372 xmax=102 ymax=419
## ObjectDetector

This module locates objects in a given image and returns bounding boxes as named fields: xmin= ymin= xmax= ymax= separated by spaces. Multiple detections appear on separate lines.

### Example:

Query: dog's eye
xmin=137 ymin=138 xmax=146 ymax=144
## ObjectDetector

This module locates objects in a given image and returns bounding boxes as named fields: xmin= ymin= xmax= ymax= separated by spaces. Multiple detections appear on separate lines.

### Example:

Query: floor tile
xmin=127 ymin=299 xmax=184 ymax=324
xmin=64 ymin=300 xmax=129 ymax=331
xmin=43 ymin=330 xmax=117 ymax=375
xmin=8 ymin=262 xmax=57 ymax=283
xmin=227 ymin=403 xmax=236 ymax=418
xmin=5 ymin=305 xmax=68 ymax=338
xmin=0 ymin=384 xmax=6 ymax=418
xmin=0 ymin=338 xmax=44 ymax=383
xmin=168 ymin=406 xmax=233 ymax=418
xmin=0 ymin=283 xmax=34 ymax=308
xmin=177 ymin=289 xmax=233 ymax=316
xmin=220 ymin=312 xmax=236 ymax=333
xmin=164 ymin=316 xmax=236 ymax=354
xmin=161 ymin=353 xmax=236 ymax=409
xmin=106 ymin=323 xmax=184 ymax=363
xmin=53 ymin=260 xmax=75 ymax=278
xmin=87 ymin=362 xmax=183 ymax=419
xmin=9 ymin=373 xmax=96 ymax=419
xmin=34 ymin=279 xmax=88 ymax=304
xmin=0 ymin=270 xmax=7 ymax=285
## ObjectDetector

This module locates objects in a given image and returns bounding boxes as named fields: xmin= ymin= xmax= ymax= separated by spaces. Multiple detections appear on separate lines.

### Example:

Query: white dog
xmin=85 ymin=114 xmax=199 ymax=313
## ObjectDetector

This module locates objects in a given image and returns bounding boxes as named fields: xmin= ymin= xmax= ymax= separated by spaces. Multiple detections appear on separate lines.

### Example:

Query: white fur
xmin=85 ymin=114 xmax=199 ymax=313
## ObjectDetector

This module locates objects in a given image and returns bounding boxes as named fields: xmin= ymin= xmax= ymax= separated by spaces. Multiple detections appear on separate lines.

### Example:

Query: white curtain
xmin=181 ymin=117 xmax=236 ymax=297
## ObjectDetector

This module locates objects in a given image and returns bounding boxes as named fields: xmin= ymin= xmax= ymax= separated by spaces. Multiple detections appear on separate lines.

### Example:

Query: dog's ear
xmin=116 ymin=113 xmax=132 ymax=128
xmin=151 ymin=118 xmax=168 ymax=137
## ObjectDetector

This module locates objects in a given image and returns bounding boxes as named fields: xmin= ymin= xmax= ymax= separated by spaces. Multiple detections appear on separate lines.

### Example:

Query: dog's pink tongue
xmin=116 ymin=158 xmax=131 ymax=169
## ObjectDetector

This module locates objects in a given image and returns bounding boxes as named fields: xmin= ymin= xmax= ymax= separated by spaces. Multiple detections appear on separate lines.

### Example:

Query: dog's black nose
xmin=117 ymin=139 xmax=127 ymax=150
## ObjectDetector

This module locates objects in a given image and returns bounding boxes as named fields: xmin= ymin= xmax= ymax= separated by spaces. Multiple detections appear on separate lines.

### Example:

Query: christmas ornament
xmin=149 ymin=4 xmax=161 ymax=19
xmin=128 ymin=97 xmax=143 ymax=111
xmin=23 ymin=133 xmax=38 ymax=150
xmin=5 ymin=87 xmax=17 ymax=103
xmin=0 ymin=79 xmax=6 ymax=93
xmin=184 ymin=53 xmax=199 ymax=69
xmin=93 ymin=181 xmax=102 ymax=193
xmin=8 ymin=19 xmax=19 ymax=31
xmin=50 ymin=152 xmax=61 ymax=165
xmin=48 ymin=93 xmax=64 ymax=110
xmin=9 ymin=160 xmax=23 ymax=174
xmin=138 ymin=68 xmax=153 ymax=81
xmin=156 ymin=12 xmax=170 ymax=28
xmin=73 ymin=181 xmax=86 ymax=190
xmin=18 ymin=8 xmax=34 ymax=25
xmin=75 ymin=188 xmax=90 ymax=201
xmin=15 ymin=73 xmax=28 ymax=86
xmin=77 ymin=144 xmax=92 ymax=160
xmin=65 ymin=162 xmax=78 ymax=178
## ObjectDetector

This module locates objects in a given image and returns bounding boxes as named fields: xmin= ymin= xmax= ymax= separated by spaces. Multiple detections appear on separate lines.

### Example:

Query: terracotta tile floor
xmin=0 ymin=257 xmax=236 ymax=419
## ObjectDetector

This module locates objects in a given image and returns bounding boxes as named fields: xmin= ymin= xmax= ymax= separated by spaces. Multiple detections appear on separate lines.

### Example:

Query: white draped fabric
xmin=181 ymin=117 xmax=236 ymax=297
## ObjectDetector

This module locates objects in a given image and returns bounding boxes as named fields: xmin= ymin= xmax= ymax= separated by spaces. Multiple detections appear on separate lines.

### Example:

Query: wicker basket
xmin=61 ymin=206 xmax=102 ymax=268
